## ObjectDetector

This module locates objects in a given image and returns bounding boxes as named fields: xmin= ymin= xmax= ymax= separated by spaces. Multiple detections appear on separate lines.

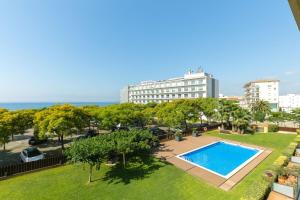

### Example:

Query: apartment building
xmin=243 ymin=80 xmax=279 ymax=111
xmin=120 ymin=69 xmax=219 ymax=104
xmin=279 ymin=94 xmax=300 ymax=112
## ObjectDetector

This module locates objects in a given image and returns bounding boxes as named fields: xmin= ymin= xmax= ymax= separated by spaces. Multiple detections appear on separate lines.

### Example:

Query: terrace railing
xmin=0 ymin=155 xmax=67 ymax=179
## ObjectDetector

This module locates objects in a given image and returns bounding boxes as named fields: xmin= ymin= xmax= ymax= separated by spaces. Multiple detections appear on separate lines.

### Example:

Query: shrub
xmin=268 ymin=124 xmax=279 ymax=132
xmin=297 ymin=129 xmax=300 ymax=135
xmin=282 ymin=142 xmax=297 ymax=157
xmin=241 ymin=179 xmax=271 ymax=200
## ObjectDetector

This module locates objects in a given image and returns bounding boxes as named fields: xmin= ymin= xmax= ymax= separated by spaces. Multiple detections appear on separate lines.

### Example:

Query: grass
xmin=0 ymin=131 xmax=296 ymax=200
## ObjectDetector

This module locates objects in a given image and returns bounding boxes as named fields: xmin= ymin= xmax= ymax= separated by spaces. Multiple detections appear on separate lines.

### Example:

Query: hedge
xmin=241 ymin=141 xmax=297 ymax=200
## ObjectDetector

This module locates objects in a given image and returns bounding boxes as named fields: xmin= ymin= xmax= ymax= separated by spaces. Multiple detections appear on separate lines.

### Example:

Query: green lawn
xmin=0 ymin=132 xmax=296 ymax=200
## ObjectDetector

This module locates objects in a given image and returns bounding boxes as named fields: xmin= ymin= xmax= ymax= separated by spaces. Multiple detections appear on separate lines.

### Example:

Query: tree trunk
xmin=61 ymin=135 xmax=64 ymax=150
xmin=3 ymin=143 xmax=5 ymax=151
xmin=221 ymin=123 xmax=224 ymax=130
xmin=184 ymin=120 xmax=188 ymax=130
xmin=88 ymin=165 xmax=93 ymax=183
xmin=11 ymin=133 xmax=14 ymax=141
xmin=122 ymin=152 xmax=126 ymax=167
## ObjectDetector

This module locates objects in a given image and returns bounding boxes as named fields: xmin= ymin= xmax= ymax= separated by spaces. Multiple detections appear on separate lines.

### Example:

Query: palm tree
xmin=232 ymin=108 xmax=252 ymax=134
xmin=250 ymin=100 xmax=271 ymax=123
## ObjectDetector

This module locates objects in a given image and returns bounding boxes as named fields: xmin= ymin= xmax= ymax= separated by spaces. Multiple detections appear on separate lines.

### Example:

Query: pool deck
xmin=154 ymin=135 xmax=272 ymax=191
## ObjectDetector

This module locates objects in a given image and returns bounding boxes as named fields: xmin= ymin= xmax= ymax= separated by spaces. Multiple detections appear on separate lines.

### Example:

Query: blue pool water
xmin=179 ymin=141 xmax=260 ymax=178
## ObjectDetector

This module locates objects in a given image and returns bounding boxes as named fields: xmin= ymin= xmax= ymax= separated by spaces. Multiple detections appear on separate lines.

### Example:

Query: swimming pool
xmin=177 ymin=141 xmax=263 ymax=179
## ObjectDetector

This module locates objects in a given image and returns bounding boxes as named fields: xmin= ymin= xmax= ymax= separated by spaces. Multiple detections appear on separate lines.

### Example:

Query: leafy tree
xmin=35 ymin=105 xmax=89 ymax=150
xmin=0 ymin=108 xmax=8 ymax=115
xmin=67 ymin=136 xmax=110 ymax=183
xmin=109 ymin=129 xmax=156 ymax=167
xmin=0 ymin=113 xmax=12 ymax=150
xmin=111 ymin=130 xmax=136 ymax=167
xmin=291 ymin=108 xmax=300 ymax=128
xmin=253 ymin=111 xmax=266 ymax=123
xmin=195 ymin=98 xmax=218 ymax=123
xmin=156 ymin=100 xmax=197 ymax=130
xmin=10 ymin=110 xmax=35 ymax=140
xmin=269 ymin=112 xmax=285 ymax=125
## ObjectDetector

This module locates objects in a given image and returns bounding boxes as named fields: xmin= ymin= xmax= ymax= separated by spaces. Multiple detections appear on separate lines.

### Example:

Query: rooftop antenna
xmin=197 ymin=67 xmax=203 ymax=73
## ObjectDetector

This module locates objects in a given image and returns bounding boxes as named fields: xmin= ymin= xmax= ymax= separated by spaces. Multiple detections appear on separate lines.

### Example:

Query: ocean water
xmin=0 ymin=102 xmax=118 ymax=110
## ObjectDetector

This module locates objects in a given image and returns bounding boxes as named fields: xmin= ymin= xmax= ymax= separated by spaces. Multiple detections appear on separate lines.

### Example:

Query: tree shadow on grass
xmin=102 ymin=155 xmax=167 ymax=185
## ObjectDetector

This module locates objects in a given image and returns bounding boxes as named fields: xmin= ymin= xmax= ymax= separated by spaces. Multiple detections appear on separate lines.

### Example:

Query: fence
xmin=279 ymin=127 xmax=298 ymax=133
xmin=0 ymin=155 xmax=67 ymax=179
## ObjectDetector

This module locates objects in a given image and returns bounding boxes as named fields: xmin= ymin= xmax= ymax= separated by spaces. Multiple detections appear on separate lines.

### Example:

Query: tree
xmin=0 ymin=111 xmax=17 ymax=150
xmin=232 ymin=108 xmax=252 ymax=134
xmin=156 ymin=100 xmax=198 ymax=130
xmin=0 ymin=108 xmax=8 ymax=115
xmin=10 ymin=110 xmax=35 ymax=140
xmin=67 ymin=136 xmax=110 ymax=183
xmin=111 ymin=130 xmax=136 ymax=167
xmin=291 ymin=108 xmax=300 ymax=128
xmin=35 ymin=105 xmax=89 ymax=150
xmin=250 ymin=100 xmax=271 ymax=123
xmin=195 ymin=98 xmax=218 ymax=124
xmin=215 ymin=99 xmax=239 ymax=129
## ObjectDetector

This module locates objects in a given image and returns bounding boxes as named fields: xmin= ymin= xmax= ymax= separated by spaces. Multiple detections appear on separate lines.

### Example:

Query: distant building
xmin=120 ymin=69 xmax=219 ymax=104
xmin=219 ymin=95 xmax=247 ymax=108
xmin=243 ymin=80 xmax=279 ymax=111
xmin=279 ymin=94 xmax=300 ymax=112
xmin=289 ymin=0 xmax=300 ymax=31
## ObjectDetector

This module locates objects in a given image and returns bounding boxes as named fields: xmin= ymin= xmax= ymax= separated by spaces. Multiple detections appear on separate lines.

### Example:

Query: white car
xmin=20 ymin=147 xmax=45 ymax=163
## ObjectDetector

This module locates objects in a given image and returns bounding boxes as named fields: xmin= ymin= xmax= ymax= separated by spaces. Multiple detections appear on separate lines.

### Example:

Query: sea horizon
xmin=0 ymin=102 xmax=119 ymax=110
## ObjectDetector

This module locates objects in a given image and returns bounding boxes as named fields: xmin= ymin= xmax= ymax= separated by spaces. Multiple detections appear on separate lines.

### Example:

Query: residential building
xmin=243 ymin=80 xmax=280 ymax=111
xmin=120 ymin=69 xmax=219 ymax=104
xmin=279 ymin=94 xmax=300 ymax=112
xmin=219 ymin=95 xmax=247 ymax=108
xmin=289 ymin=0 xmax=300 ymax=30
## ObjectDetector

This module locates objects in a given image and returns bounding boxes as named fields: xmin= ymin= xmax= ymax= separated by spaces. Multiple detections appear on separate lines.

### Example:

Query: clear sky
xmin=0 ymin=0 xmax=299 ymax=102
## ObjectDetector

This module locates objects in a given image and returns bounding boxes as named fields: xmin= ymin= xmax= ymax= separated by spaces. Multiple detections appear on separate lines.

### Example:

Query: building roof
xmin=243 ymin=79 xmax=280 ymax=88
xmin=289 ymin=0 xmax=300 ymax=31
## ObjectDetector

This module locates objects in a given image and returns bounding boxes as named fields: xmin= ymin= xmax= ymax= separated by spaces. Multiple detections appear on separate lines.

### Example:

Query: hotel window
xmin=184 ymin=87 xmax=188 ymax=92
xmin=178 ymin=94 xmax=181 ymax=98
xmin=184 ymin=94 xmax=188 ymax=98
xmin=191 ymin=87 xmax=195 ymax=91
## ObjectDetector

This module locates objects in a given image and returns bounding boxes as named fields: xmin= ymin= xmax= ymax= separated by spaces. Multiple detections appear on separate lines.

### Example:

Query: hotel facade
xmin=120 ymin=70 xmax=219 ymax=104
xmin=243 ymin=80 xmax=279 ymax=111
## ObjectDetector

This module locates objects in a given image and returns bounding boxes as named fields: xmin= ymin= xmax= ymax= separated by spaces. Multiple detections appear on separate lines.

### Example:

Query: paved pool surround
xmin=154 ymin=135 xmax=272 ymax=191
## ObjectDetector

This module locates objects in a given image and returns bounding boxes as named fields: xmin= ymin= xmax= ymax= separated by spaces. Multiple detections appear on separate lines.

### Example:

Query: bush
xmin=268 ymin=124 xmax=279 ymax=132
xmin=241 ymin=179 xmax=271 ymax=200
xmin=297 ymin=129 xmax=300 ymax=135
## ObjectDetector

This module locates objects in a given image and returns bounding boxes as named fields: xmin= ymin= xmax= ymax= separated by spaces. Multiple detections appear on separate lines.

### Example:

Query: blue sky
xmin=0 ymin=0 xmax=299 ymax=102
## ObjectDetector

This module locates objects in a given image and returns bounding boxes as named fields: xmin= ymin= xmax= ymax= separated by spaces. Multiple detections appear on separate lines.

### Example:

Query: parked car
xmin=112 ymin=126 xmax=129 ymax=132
xmin=20 ymin=147 xmax=45 ymax=163
xmin=28 ymin=136 xmax=48 ymax=145
xmin=76 ymin=130 xmax=98 ymax=140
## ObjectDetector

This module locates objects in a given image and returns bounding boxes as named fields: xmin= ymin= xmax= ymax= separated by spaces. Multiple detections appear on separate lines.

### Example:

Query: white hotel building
xmin=243 ymin=80 xmax=280 ymax=111
xmin=120 ymin=70 xmax=219 ymax=104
